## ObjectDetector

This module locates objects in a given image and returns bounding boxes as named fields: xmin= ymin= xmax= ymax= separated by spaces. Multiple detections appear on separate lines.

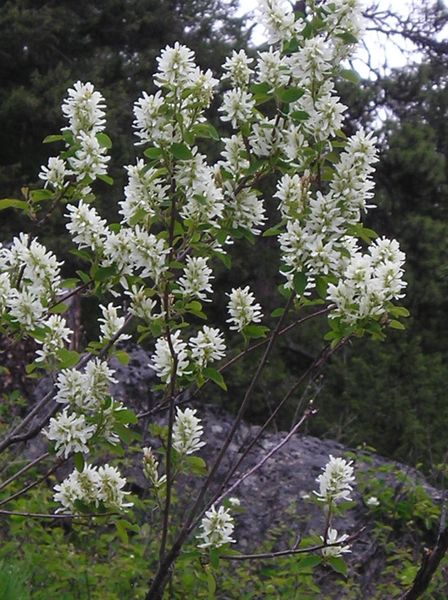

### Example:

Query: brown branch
xmin=221 ymin=527 xmax=366 ymax=561
xmin=399 ymin=528 xmax=448 ymax=600
xmin=0 ymin=452 xmax=50 ymax=493
xmin=0 ymin=509 xmax=118 ymax=520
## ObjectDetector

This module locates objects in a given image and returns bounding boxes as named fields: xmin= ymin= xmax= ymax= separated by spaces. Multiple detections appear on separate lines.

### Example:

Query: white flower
xmin=98 ymin=302 xmax=130 ymax=343
xmin=102 ymin=228 xmax=135 ymax=276
xmin=226 ymin=286 xmax=263 ymax=332
xmin=366 ymin=496 xmax=380 ymax=507
xmin=197 ymin=505 xmax=236 ymax=549
xmin=256 ymin=48 xmax=290 ymax=89
xmin=8 ymin=289 xmax=45 ymax=329
xmin=69 ymin=130 xmax=110 ymax=181
xmin=228 ymin=497 xmax=240 ymax=507
xmin=142 ymin=447 xmax=167 ymax=489
xmin=130 ymin=227 xmax=169 ymax=284
xmin=257 ymin=0 xmax=297 ymax=44
xmin=45 ymin=409 xmax=95 ymax=458
xmin=84 ymin=359 xmax=117 ymax=410
xmin=220 ymin=135 xmax=249 ymax=176
xmin=61 ymin=81 xmax=106 ymax=136
xmin=39 ymin=157 xmax=71 ymax=191
xmin=35 ymin=315 xmax=72 ymax=362
xmin=222 ymin=50 xmax=253 ymax=88
xmin=150 ymin=330 xmax=190 ymax=383
xmin=315 ymin=455 xmax=355 ymax=504
xmin=274 ymin=173 xmax=310 ymax=219
xmin=5 ymin=234 xmax=62 ymax=298
xmin=0 ymin=273 xmax=11 ymax=314
xmin=172 ymin=407 xmax=205 ymax=455
xmin=133 ymin=90 xmax=173 ymax=146
xmin=55 ymin=369 xmax=87 ymax=408
xmin=189 ymin=326 xmax=226 ymax=368
xmin=65 ymin=201 xmax=108 ymax=252
xmin=119 ymin=160 xmax=168 ymax=224
xmin=126 ymin=286 xmax=158 ymax=322
xmin=226 ymin=189 xmax=266 ymax=235
xmin=178 ymin=256 xmax=213 ymax=301
xmin=54 ymin=464 xmax=99 ymax=512
xmin=321 ymin=528 xmax=351 ymax=557
xmin=53 ymin=463 xmax=131 ymax=513
xmin=219 ymin=89 xmax=255 ymax=128
xmin=176 ymin=153 xmax=225 ymax=227
xmin=155 ymin=42 xmax=196 ymax=89
xmin=96 ymin=464 xmax=133 ymax=509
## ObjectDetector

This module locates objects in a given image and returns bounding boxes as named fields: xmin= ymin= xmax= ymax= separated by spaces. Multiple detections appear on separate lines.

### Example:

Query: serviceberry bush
xmin=0 ymin=0 xmax=409 ymax=597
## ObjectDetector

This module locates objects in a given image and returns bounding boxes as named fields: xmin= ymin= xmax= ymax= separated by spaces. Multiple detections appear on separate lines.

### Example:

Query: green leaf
xmin=250 ymin=82 xmax=271 ymax=95
xmin=271 ymin=307 xmax=285 ymax=318
xmin=293 ymin=272 xmax=308 ymax=295
xmin=209 ymin=548 xmax=220 ymax=569
xmin=114 ymin=350 xmax=130 ymax=366
xmin=43 ymin=134 xmax=65 ymax=144
xmin=327 ymin=556 xmax=348 ymax=577
xmin=185 ymin=455 xmax=208 ymax=476
xmin=207 ymin=569 xmax=216 ymax=599
xmin=93 ymin=265 xmax=116 ymax=282
xmin=31 ymin=189 xmax=53 ymax=202
xmin=203 ymin=367 xmax=227 ymax=391
xmin=242 ymin=324 xmax=270 ymax=339
xmin=388 ymin=305 xmax=410 ymax=318
xmin=74 ymin=453 xmax=85 ymax=472
xmin=114 ymin=408 xmax=138 ymax=425
xmin=144 ymin=147 xmax=163 ymax=160
xmin=115 ymin=520 xmax=130 ymax=545
xmin=263 ymin=226 xmax=282 ymax=237
xmin=276 ymin=87 xmax=305 ymax=103
xmin=0 ymin=199 xmax=27 ymax=211
xmin=170 ymin=143 xmax=193 ymax=160
xmin=389 ymin=319 xmax=406 ymax=330
xmin=316 ymin=276 xmax=328 ymax=300
xmin=340 ymin=69 xmax=360 ymax=84
xmin=49 ymin=302 xmax=68 ymax=314
xmin=96 ymin=132 xmax=113 ymax=149
xmin=336 ymin=31 xmax=359 ymax=44
xmin=97 ymin=174 xmax=114 ymax=185
xmin=57 ymin=348 xmax=80 ymax=369
xmin=296 ymin=554 xmax=322 ymax=572
xmin=193 ymin=123 xmax=220 ymax=141
xmin=290 ymin=110 xmax=310 ymax=122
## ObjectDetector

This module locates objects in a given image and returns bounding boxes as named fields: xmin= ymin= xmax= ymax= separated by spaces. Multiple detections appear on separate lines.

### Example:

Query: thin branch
xmin=399 ymin=527 xmax=448 ymax=600
xmin=0 ymin=459 xmax=64 ymax=507
xmin=0 ymin=509 xmax=118 ymax=519
xmin=0 ymin=452 xmax=50 ymax=493
xmin=221 ymin=527 xmax=366 ymax=561
xmin=206 ymin=407 xmax=316 ymax=516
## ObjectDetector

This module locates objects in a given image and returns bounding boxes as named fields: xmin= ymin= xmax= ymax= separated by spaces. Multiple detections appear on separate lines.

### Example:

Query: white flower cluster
xmin=320 ymin=527 xmax=351 ymax=558
xmin=45 ymin=359 xmax=125 ymax=457
xmin=197 ymin=504 xmax=236 ymax=549
xmin=0 ymin=235 xmax=72 ymax=361
xmin=54 ymin=463 xmax=132 ymax=513
xmin=314 ymin=455 xmax=355 ymax=557
xmin=40 ymin=81 xmax=110 ymax=193
xmin=327 ymin=237 xmax=406 ymax=324
xmin=172 ymin=407 xmax=205 ymax=456
xmin=150 ymin=326 xmax=226 ymax=382
xmin=142 ymin=447 xmax=167 ymax=489
xmin=133 ymin=43 xmax=218 ymax=147
xmin=226 ymin=286 xmax=263 ymax=332
xmin=99 ymin=302 xmax=130 ymax=343
xmin=315 ymin=455 xmax=355 ymax=504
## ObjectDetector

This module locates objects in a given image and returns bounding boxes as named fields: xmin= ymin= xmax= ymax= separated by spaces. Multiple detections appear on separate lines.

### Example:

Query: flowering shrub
xmin=0 ymin=0 xmax=409 ymax=597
